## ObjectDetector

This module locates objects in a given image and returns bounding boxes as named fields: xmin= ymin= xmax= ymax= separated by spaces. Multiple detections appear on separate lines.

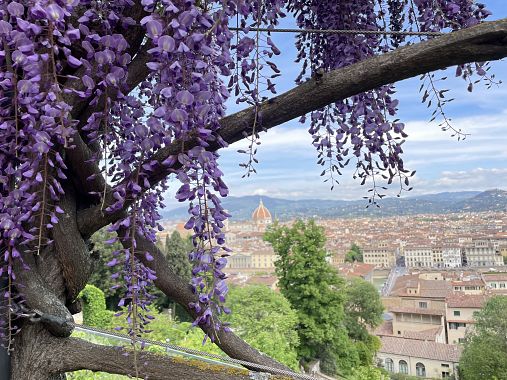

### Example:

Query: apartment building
xmin=463 ymin=239 xmax=504 ymax=267
xmin=483 ymin=272 xmax=507 ymax=292
xmin=442 ymin=246 xmax=463 ymax=268
xmin=251 ymin=249 xmax=277 ymax=270
xmin=404 ymin=245 xmax=463 ymax=268
xmin=363 ymin=242 xmax=397 ymax=268
xmin=386 ymin=275 xmax=451 ymax=343
xmin=227 ymin=253 xmax=252 ymax=270
xmin=446 ymin=294 xmax=488 ymax=344
xmin=404 ymin=245 xmax=434 ymax=268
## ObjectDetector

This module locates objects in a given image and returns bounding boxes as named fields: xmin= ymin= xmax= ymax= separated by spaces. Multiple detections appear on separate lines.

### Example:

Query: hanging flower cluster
xmin=289 ymin=0 xmax=491 ymax=201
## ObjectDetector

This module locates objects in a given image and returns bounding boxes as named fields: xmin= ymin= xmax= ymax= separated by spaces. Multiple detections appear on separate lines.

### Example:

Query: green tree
xmin=152 ymin=231 xmax=194 ymax=316
xmin=164 ymin=231 xmax=193 ymax=281
xmin=345 ymin=244 xmax=363 ymax=263
xmin=350 ymin=366 xmax=388 ymax=380
xmin=88 ymin=228 xmax=123 ymax=310
xmin=265 ymin=220 xmax=360 ymax=375
xmin=459 ymin=296 xmax=507 ymax=380
xmin=79 ymin=285 xmax=113 ymax=329
xmin=224 ymin=285 xmax=300 ymax=369
xmin=344 ymin=278 xmax=384 ymax=341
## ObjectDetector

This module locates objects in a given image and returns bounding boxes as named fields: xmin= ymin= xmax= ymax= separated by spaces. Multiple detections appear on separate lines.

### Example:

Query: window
xmin=419 ymin=301 xmax=428 ymax=309
xmin=397 ymin=330 xmax=401 ymax=335
xmin=385 ymin=358 xmax=394 ymax=372
xmin=416 ymin=362 xmax=426 ymax=377
xmin=453 ymin=310 xmax=461 ymax=316
xmin=449 ymin=322 xmax=457 ymax=330
xmin=399 ymin=360 xmax=408 ymax=374
xmin=459 ymin=338 xmax=466 ymax=344
xmin=442 ymin=371 xmax=451 ymax=378
xmin=501 ymin=283 xmax=506 ymax=288
xmin=441 ymin=364 xmax=450 ymax=368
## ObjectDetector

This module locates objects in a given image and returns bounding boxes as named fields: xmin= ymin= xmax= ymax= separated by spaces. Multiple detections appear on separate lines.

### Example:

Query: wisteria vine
xmin=0 ymin=0 xmax=495 ymax=359
xmin=290 ymin=0 xmax=491 ymax=203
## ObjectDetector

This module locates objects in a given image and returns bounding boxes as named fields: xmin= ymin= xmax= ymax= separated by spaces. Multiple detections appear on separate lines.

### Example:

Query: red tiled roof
xmin=335 ymin=262 xmax=375 ymax=278
xmin=379 ymin=336 xmax=462 ymax=362
xmin=389 ymin=306 xmax=445 ymax=316
xmin=403 ymin=327 xmax=442 ymax=341
xmin=451 ymin=279 xmax=485 ymax=287
xmin=446 ymin=293 xmax=488 ymax=308
xmin=374 ymin=321 xmax=393 ymax=336
xmin=483 ymin=273 xmax=507 ymax=282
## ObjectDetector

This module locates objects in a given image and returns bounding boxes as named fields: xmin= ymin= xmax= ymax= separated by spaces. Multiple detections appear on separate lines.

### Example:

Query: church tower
xmin=251 ymin=199 xmax=272 ymax=231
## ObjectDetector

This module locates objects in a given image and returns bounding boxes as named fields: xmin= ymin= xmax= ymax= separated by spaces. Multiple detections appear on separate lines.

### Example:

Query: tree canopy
xmin=459 ymin=296 xmax=507 ymax=380
xmin=345 ymin=244 xmax=363 ymax=263
xmin=223 ymin=285 xmax=300 ymax=369
xmin=265 ymin=220 xmax=383 ymax=376
xmin=0 ymin=1 xmax=506 ymax=379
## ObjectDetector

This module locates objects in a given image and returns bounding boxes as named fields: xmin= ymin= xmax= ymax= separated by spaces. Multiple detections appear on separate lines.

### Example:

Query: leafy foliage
xmin=224 ymin=285 xmax=300 ymax=369
xmin=79 ymin=285 xmax=113 ymax=329
xmin=265 ymin=220 xmax=383 ymax=375
xmin=459 ymin=296 xmax=507 ymax=380
xmin=165 ymin=231 xmax=193 ymax=282
xmin=345 ymin=244 xmax=363 ymax=263
xmin=344 ymin=277 xmax=384 ymax=342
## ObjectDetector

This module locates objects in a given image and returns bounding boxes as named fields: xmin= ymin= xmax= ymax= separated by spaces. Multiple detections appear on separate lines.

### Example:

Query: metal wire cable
xmin=73 ymin=322 xmax=317 ymax=380
xmin=18 ymin=305 xmax=316 ymax=380
xmin=229 ymin=26 xmax=444 ymax=37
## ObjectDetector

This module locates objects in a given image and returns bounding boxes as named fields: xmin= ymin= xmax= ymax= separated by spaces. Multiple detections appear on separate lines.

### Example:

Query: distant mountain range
xmin=161 ymin=189 xmax=507 ymax=221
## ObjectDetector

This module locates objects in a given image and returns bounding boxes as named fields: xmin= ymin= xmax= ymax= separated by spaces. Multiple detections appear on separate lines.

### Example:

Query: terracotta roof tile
xmin=403 ymin=327 xmax=442 ymax=341
xmin=379 ymin=336 xmax=462 ymax=362
xmin=446 ymin=293 xmax=489 ymax=308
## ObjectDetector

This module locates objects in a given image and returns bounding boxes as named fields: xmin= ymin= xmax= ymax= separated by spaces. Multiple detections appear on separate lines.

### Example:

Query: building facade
xmin=378 ymin=336 xmax=461 ymax=379
xmin=363 ymin=243 xmax=397 ymax=268
xmin=463 ymin=240 xmax=504 ymax=267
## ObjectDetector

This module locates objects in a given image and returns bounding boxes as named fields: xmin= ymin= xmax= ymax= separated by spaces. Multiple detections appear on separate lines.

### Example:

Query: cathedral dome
xmin=252 ymin=199 xmax=272 ymax=223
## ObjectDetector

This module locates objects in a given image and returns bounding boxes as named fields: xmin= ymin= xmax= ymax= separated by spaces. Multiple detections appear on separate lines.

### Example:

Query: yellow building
xmin=363 ymin=242 xmax=397 ymax=268
xmin=251 ymin=249 xmax=277 ymax=270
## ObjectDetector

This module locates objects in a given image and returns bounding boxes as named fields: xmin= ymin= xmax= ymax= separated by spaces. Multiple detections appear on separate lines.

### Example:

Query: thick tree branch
xmin=14 ymin=249 xmax=73 ymax=337
xmin=53 ymin=184 xmax=94 ymax=303
xmin=118 ymin=229 xmax=292 ymax=373
xmin=52 ymin=337 xmax=257 ymax=379
xmin=76 ymin=18 xmax=507 ymax=236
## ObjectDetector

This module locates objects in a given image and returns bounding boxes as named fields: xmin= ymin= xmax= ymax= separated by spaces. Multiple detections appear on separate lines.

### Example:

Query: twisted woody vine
xmin=0 ymin=0 xmax=504 ymax=378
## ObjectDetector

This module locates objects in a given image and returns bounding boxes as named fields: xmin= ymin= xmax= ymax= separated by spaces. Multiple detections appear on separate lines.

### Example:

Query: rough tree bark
xmin=6 ymin=15 xmax=507 ymax=380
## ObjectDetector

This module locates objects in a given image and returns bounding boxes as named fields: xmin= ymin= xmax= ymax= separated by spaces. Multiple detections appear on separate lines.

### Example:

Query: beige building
xmin=363 ymin=242 xmax=397 ymax=268
xmin=378 ymin=336 xmax=461 ymax=378
xmin=483 ymin=272 xmax=507 ymax=292
xmin=446 ymin=294 xmax=488 ymax=344
xmin=463 ymin=239 xmax=504 ymax=267
xmin=251 ymin=249 xmax=277 ymax=270
xmin=404 ymin=245 xmax=434 ymax=268
xmin=227 ymin=253 xmax=252 ymax=270
xmin=451 ymin=279 xmax=485 ymax=295
xmin=386 ymin=275 xmax=450 ymax=343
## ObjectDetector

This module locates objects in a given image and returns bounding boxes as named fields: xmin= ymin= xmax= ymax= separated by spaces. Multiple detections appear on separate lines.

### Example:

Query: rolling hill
xmin=161 ymin=189 xmax=507 ymax=221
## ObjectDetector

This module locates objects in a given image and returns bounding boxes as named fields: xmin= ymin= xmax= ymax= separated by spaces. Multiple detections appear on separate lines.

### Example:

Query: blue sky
xmin=165 ymin=1 xmax=507 ymax=209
